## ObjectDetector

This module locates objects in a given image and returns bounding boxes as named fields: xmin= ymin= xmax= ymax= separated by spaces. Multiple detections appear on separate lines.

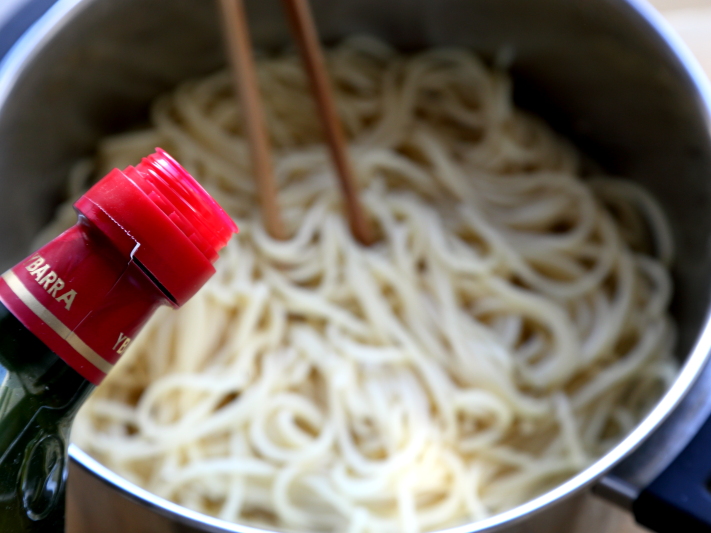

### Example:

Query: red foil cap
xmin=0 ymin=149 xmax=237 ymax=384
xmin=75 ymin=149 xmax=238 ymax=306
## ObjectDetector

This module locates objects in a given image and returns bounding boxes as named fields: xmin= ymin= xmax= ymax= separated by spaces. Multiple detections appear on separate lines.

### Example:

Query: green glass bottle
xmin=0 ymin=149 xmax=237 ymax=532
xmin=0 ymin=299 xmax=92 ymax=532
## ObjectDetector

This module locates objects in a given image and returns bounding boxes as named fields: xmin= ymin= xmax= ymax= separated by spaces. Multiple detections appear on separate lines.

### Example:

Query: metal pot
xmin=1 ymin=0 xmax=711 ymax=531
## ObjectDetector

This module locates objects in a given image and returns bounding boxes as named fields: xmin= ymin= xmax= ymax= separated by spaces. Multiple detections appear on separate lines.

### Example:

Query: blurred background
xmin=653 ymin=0 xmax=711 ymax=75
xmin=0 ymin=1 xmax=23 ymax=26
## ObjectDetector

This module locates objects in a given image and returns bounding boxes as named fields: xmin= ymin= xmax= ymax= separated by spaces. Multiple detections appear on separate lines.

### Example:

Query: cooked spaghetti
xmin=57 ymin=37 xmax=677 ymax=533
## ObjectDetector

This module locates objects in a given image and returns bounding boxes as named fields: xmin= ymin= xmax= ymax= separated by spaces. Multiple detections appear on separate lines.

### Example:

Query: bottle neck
xmin=0 ymin=216 xmax=171 ymax=385
xmin=0 ymin=300 xmax=94 ymax=533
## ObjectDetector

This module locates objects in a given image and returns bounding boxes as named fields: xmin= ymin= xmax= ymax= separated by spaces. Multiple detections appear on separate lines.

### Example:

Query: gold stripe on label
xmin=2 ymin=270 xmax=113 ymax=374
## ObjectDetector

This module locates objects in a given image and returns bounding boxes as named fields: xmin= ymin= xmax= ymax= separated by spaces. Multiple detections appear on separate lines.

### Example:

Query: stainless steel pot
xmin=1 ymin=0 xmax=710 ymax=532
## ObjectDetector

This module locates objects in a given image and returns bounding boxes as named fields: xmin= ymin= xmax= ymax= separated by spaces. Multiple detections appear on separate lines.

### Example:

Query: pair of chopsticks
xmin=218 ymin=0 xmax=373 ymax=245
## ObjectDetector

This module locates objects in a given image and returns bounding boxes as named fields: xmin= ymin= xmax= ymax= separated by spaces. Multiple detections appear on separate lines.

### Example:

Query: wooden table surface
xmin=64 ymin=1 xmax=711 ymax=533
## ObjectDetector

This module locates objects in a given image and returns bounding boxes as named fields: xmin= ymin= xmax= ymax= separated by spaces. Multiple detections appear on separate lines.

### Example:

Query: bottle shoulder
xmin=0 ymin=301 xmax=93 ymax=408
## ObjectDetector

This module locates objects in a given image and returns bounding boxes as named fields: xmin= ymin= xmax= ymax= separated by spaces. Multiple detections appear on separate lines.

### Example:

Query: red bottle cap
xmin=75 ymin=148 xmax=238 ymax=306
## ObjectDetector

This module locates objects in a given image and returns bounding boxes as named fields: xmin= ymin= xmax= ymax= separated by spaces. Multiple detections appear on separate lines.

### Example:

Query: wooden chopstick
xmin=281 ymin=0 xmax=374 ymax=245
xmin=218 ymin=0 xmax=286 ymax=240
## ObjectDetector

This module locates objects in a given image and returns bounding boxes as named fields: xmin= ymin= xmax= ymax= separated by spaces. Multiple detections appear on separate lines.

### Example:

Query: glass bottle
xmin=0 ymin=149 xmax=237 ymax=532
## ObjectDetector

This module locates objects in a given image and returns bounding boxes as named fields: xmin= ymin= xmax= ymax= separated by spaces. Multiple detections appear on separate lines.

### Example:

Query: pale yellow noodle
xmin=62 ymin=37 xmax=677 ymax=533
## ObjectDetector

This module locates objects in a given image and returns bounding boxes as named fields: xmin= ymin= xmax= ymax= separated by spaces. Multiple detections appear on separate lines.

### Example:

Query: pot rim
xmin=2 ymin=0 xmax=711 ymax=531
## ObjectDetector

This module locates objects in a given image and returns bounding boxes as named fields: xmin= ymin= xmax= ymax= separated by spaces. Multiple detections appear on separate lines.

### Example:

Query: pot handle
xmin=632 ymin=410 xmax=711 ymax=532
xmin=595 ymin=351 xmax=711 ymax=532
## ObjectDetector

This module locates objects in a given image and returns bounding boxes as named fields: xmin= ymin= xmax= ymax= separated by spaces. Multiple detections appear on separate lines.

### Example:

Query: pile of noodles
xmin=47 ymin=37 xmax=678 ymax=533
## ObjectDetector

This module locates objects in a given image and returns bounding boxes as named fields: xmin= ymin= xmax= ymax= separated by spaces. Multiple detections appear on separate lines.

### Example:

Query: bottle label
xmin=0 ymin=224 xmax=166 ymax=384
